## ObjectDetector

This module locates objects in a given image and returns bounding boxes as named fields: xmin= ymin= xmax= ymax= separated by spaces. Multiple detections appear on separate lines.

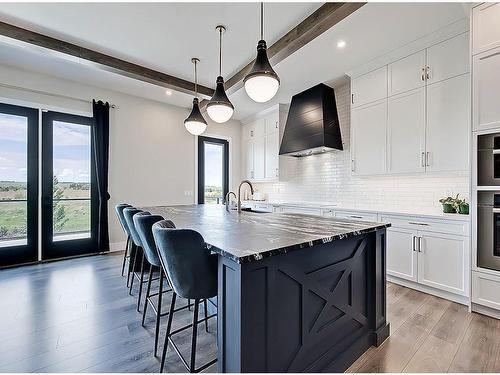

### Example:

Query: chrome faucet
xmin=225 ymin=191 xmax=237 ymax=212
xmin=237 ymin=180 xmax=254 ymax=213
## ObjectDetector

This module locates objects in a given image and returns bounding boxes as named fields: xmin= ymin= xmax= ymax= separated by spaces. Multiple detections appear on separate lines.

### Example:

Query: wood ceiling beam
xmin=225 ymin=2 xmax=365 ymax=94
xmin=0 ymin=21 xmax=215 ymax=97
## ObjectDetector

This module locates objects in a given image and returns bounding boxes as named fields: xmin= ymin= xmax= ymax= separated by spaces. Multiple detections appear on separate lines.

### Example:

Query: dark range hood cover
xmin=279 ymin=83 xmax=343 ymax=157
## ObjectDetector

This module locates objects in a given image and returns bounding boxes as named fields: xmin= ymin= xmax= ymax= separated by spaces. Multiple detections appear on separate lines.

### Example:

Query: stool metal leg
xmin=142 ymin=264 xmax=153 ymax=326
xmin=137 ymin=253 xmax=146 ymax=312
xmin=154 ymin=267 xmax=164 ymax=357
xmin=129 ymin=245 xmax=138 ymax=294
xmin=203 ymin=299 xmax=209 ymax=333
xmin=161 ymin=292 xmax=177 ymax=373
xmin=190 ymin=299 xmax=200 ymax=373
xmin=121 ymin=236 xmax=130 ymax=276
xmin=126 ymin=241 xmax=134 ymax=287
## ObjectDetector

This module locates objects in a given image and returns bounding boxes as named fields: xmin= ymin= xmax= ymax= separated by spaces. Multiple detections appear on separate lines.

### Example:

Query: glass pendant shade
xmin=184 ymin=97 xmax=207 ymax=135
xmin=207 ymin=76 xmax=234 ymax=123
xmin=244 ymin=40 xmax=280 ymax=103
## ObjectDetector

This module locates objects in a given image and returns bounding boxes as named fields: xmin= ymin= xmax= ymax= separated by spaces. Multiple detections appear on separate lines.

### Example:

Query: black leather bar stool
xmin=115 ymin=203 xmax=132 ymax=284
xmin=123 ymin=207 xmax=151 ymax=311
xmin=134 ymin=214 xmax=173 ymax=356
xmin=153 ymin=221 xmax=218 ymax=373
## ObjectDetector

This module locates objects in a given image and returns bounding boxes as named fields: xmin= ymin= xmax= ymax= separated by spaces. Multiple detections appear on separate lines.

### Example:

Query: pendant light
xmin=184 ymin=58 xmax=207 ymax=136
xmin=207 ymin=25 xmax=234 ymax=123
xmin=244 ymin=2 xmax=280 ymax=103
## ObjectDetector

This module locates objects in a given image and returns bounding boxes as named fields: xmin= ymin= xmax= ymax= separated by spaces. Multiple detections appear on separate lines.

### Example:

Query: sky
xmin=0 ymin=114 xmax=90 ymax=183
xmin=204 ymin=142 xmax=223 ymax=187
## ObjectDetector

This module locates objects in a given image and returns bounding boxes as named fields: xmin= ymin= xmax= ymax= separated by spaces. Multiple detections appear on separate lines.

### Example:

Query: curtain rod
xmin=0 ymin=82 xmax=117 ymax=108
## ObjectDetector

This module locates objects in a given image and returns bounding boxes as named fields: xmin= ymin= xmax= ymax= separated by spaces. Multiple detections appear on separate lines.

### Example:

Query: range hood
xmin=279 ymin=83 xmax=343 ymax=157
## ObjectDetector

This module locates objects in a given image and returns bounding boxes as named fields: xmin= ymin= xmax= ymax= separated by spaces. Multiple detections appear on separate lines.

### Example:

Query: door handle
xmin=412 ymin=236 xmax=417 ymax=251
xmin=418 ymin=236 xmax=423 ymax=252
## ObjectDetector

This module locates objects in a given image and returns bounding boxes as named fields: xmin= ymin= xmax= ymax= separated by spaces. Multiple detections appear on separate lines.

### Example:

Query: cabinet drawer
xmin=351 ymin=66 xmax=387 ymax=107
xmin=334 ymin=211 xmax=379 ymax=222
xmin=379 ymin=215 xmax=469 ymax=236
xmin=472 ymin=271 xmax=500 ymax=310
xmin=280 ymin=206 xmax=322 ymax=216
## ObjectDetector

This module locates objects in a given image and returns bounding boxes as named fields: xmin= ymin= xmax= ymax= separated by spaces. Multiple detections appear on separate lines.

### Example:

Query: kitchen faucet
xmin=225 ymin=191 xmax=237 ymax=212
xmin=237 ymin=180 xmax=254 ymax=213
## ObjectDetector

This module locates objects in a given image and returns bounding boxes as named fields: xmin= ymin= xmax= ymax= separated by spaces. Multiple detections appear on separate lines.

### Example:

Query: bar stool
xmin=134 ymin=214 xmax=173 ymax=356
xmin=123 ymin=207 xmax=151 ymax=311
xmin=115 ymin=203 xmax=132 ymax=283
xmin=153 ymin=221 xmax=218 ymax=373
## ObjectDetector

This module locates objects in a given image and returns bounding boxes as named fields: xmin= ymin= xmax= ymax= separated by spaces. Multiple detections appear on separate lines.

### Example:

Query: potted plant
xmin=454 ymin=197 xmax=469 ymax=215
xmin=439 ymin=194 xmax=458 ymax=214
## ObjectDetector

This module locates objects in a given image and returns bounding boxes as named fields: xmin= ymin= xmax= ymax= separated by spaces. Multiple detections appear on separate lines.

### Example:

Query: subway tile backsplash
xmin=254 ymin=82 xmax=469 ymax=215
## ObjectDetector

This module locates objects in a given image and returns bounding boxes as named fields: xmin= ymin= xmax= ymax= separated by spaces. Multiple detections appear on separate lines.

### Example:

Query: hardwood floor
xmin=0 ymin=252 xmax=499 ymax=373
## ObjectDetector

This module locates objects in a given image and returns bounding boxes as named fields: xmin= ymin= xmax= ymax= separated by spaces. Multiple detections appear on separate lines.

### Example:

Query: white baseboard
xmin=471 ymin=303 xmax=500 ymax=320
xmin=110 ymin=241 xmax=126 ymax=252
xmin=387 ymin=275 xmax=470 ymax=306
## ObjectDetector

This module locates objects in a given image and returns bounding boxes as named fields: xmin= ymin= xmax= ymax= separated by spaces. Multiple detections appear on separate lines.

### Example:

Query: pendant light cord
xmin=219 ymin=27 xmax=223 ymax=76
xmin=260 ymin=2 xmax=264 ymax=40
xmin=193 ymin=59 xmax=198 ymax=99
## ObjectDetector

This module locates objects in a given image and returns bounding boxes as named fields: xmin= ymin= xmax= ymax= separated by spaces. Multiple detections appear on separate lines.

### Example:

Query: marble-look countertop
xmin=143 ymin=205 xmax=389 ymax=264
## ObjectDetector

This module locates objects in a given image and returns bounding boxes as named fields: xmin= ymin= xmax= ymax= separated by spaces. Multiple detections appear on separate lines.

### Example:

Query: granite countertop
xmin=144 ymin=205 xmax=389 ymax=264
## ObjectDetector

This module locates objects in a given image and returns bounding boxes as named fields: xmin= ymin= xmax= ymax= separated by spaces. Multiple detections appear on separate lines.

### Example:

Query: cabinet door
xmin=253 ymin=137 xmax=265 ymax=180
xmin=387 ymin=88 xmax=425 ymax=174
xmin=351 ymin=99 xmax=387 ymax=175
xmin=351 ymin=66 xmax=387 ymax=107
xmin=427 ymin=33 xmax=469 ymax=84
xmin=243 ymin=122 xmax=256 ymax=139
xmin=386 ymin=228 xmax=418 ymax=282
xmin=418 ymin=231 xmax=468 ymax=296
xmin=253 ymin=118 xmax=265 ymax=138
xmin=244 ymin=139 xmax=254 ymax=180
xmin=388 ymin=50 xmax=426 ymax=96
xmin=426 ymin=74 xmax=469 ymax=172
xmin=473 ymin=3 xmax=500 ymax=55
xmin=473 ymin=47 xmax=500 ymax=131
xmin=265 ymin=132 xmax=279 ymax=179
xmin=265 ymin=111 xmax=279 ymax=135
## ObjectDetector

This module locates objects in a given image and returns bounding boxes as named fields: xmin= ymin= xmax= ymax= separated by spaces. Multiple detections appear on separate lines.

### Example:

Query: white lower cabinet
xmin=279 ymin=206 xmax=322 ymax=216
xmin=384 ymin=215 xmax=469 ymax=301
xmin=417 ymin=231 xmax=468 ymax=296
xmin=472 ymin=271 xmax=500 ymax=311
xmin=386 ymin=228 xmax=418 ymax=282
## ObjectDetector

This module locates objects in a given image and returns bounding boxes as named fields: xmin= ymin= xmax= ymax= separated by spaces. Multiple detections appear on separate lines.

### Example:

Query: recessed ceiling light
xmin=165 ymin=90 xmax=172 ymax=96
xmin=337 ymin=40 xmax=346 ymax=49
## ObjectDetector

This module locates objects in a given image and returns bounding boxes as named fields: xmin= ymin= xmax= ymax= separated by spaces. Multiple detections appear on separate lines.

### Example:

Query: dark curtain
xmin=92 ymin=100 xmax=111 ymax=251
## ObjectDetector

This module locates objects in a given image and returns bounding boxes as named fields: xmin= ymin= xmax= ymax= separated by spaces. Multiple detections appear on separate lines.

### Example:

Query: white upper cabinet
xmin=387 ymin=88 xmax=426 ymax=174
xmin=351 ymin=99 xmax=387 ymax=175
xmin=473 ymin=3 xmax=500 ymax=55
xmin=426 ymin=74 xmax=470 ymax=172
xmin=473 ymin=47 xmax=500 ymax=131
xmin=351 ymin=66 xmax=387 ymax=108
xmin=253 ymin=137 xmax=265 ymax=180
xmin=244 ymin=138 xmax=254 ymax=180
xmin=265 ymin=132 xmax=279 ymax=179
xmin=427 ymin=32 xmax=469 ymax=84
xmin=264 ymin=112 xmax=279 ymax=135
xmin=388 ymin=50 xmax=426 ymax=96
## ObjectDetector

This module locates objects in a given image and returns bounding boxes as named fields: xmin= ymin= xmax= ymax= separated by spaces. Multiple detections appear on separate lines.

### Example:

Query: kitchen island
xmin=145 ymin=205 xmax=390 ymax=373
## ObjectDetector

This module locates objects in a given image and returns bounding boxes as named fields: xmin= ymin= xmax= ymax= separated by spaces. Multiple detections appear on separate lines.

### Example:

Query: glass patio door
xmin=0 ymin=103 xmax=39 ymax=267
xmin=41 ymin=111 xmax=98 ymax=260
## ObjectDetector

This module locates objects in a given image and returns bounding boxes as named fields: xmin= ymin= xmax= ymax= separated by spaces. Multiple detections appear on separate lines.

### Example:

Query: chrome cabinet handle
xmin=418 ymin=236 xmax=423 ymax=252
xmin=425 ymin=66 xmax=430 ymax=80
xmin=351 ymin=93 xmax=354 ymax=104
xmin=351 ymin=159 xmax=355 ymax=172
xmin=421 ymin=67 xmax=426 ymax=81
xmin=421 ymin=152 xmax=425 ymax=168
xmin=250 ymin=130 xmax=254 ymax=137
xmin=275 ymin=168 xmax=279 ymax=177
xmin=412 ymin=236 xmax=417 ymax=251
xmin=350 ymin=215 xmax=363 ymax=219
xmin=426 ymin=152 xmax=431 ymax=167
xmin=275 ymin=121 xmax=278 ymax=129
xmin=408 ymin=221 xmax=429 ymax=226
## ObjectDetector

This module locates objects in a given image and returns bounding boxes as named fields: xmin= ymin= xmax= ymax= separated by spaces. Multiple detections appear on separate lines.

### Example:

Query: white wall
xmin=0 ymin=64 xmax=241 ymax=249
xmin=255 ymin=82 xmax=469 ymax=215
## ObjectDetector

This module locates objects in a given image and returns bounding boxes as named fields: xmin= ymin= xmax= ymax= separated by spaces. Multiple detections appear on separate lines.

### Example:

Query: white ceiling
xmin=0 ymin=2 xmax=469 ymax=120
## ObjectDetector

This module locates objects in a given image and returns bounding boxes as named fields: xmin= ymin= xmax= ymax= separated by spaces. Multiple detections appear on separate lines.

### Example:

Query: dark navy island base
xmin=145 ymin=205 xmax=391 ymax=373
